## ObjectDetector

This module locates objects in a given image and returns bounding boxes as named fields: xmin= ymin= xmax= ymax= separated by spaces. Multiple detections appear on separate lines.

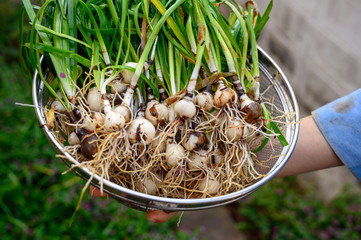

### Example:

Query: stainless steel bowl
xmin=33 ymin=47 xmax=300 ymax=211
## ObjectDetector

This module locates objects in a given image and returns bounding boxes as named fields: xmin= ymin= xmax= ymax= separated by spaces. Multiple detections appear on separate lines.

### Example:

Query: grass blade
xmin=68 ymin=0 xmax=78 ymax=81
xmin=255 ymin=0 xmax=273 ymax=40
xmin=34 ymin=43 xmax=91 ymax=68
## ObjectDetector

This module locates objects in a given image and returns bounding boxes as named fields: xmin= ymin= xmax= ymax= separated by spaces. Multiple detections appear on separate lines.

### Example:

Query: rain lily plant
xmin=21 ymin=0 xmax=288 ymax=198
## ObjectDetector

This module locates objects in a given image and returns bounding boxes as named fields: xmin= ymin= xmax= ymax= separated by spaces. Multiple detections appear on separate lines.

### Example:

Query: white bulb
xmin=166 ymin=143 xmax=185 ymax=168
xmin=211 ymin=150 xmax=225 ymax=165
xmin=150 ymin=173 xmax=163 ymax=187
xmin=213 ymin=87 xmax=236 ymax=108
xmin=182 ymin=132 xmax=206 ymax=151
xmin=109 ymin=80 xmax=128 ymax=93
xmin=68 ymin=132 xmax=80 ymax=146
xmin=168 ymin=107 xmax=176 ymax=122
xmin=239 ymin=94 xmax=253 ymax=110
xmin=174 ymin=99 xmax=196 ymax=119
xmin=121 ymin=62 xmax=138 ymax=84
xmin=199 ymin=178 xmax=220 ymax=195
xmin=226 ymin=119 xmax=244 ymax=142
xmin=145 ymin=100 xmax=169 ymax=126
xmin=138 ymin=179 xmax=157 ymax=195
xmin=183 ymin=134 xmax=199 ymax=151
xmin=194 ymin=92 xmax=213 ymax=112
xmin=127 ymin=118 xmax=156 ymax=145
xmin=82 ymin=112 xmax=104 ymax=132
xmin=188 ymin=150 xmax=209 ymax=170
xmin=150 ymin=135 xmax=166 ymax=153
xmin=114 ymin=105 xmax=132 ymax=123
xmin=82 ymin=116 xmax=96 ymax=132
xmin=87 ymin=87 xmax=102 ymax=112
xmin=104 ymin=111 xmax=125 ymax=132
xmin=51 ymin=100 xmax=66 ymax=114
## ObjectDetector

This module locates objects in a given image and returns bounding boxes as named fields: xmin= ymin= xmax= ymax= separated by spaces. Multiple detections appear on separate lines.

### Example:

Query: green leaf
xmin=252 ymin=104 xmax=272 ymax=153
xmin=255 ymin=0 xmax=273 ymax=40
xmin=34 ymin=43 xmax=91 ymax=68
xmin=270 ymin=122 xmax=289 ymax=147
xmin=207 ymin=2 xmax=242 ymax=55
xmin=134 ymin=3 xmax=142 ymax=38
xmin=252 ymin=103 xmax=288 ymax=153
xmin=68 ymin=0 xmax=79 ymax=81
xmin=78 ymin=0 xmax=110 ymax=66
xmin=163 ymin=26 xmax=193 ymax=61
xmin=36 ymin=24 xmax=91 ymax=48
xmin=91 ymin=3 xmax=112 ymax=47
xmin=150 ymin=0 xmax=192 ymax=54
xmin=93 ymin=42 xmax=102 ymax=90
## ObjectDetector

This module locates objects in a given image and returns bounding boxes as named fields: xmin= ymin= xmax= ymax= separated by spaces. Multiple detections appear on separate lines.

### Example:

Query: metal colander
xmin=32 ymin=47 xmax=299 ymax=211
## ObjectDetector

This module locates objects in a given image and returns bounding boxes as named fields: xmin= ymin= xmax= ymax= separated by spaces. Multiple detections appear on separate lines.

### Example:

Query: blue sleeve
xmin=312 ymin=89 xmax=361 ymax=181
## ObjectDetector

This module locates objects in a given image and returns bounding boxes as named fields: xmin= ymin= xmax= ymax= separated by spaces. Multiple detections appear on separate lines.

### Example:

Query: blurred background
xmin=1 ymin=0 xmax=361 ymax=239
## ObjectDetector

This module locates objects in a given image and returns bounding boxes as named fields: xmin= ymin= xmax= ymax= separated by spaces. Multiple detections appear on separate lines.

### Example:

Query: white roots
xmin=55 ymin=68 xmax=288 ymax=200
xmin=188 ymin=150 xmax=209 ymax=170
xmin=198 ymin=177 xmax=220 ymax=195
xmin=226 ymin=119 xmax=244 ymax=142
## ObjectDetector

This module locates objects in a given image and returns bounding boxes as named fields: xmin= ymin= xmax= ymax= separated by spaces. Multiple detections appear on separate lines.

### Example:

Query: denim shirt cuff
xmin=312 ymin=89 xmax=361 ymax=182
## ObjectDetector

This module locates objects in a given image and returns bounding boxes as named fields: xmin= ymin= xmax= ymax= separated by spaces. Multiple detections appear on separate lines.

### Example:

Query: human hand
xmin=90 ymin=186 xmax=177 ymax=223
xmin=145 ymin=210 xmax=177 ymax=223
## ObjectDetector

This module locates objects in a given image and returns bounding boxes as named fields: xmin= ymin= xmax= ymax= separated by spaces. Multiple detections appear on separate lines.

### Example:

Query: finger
xmin=146 ymin=210 xmax=178 ymax=223
xmin=90 ymin=185 xmax=109 ymax=198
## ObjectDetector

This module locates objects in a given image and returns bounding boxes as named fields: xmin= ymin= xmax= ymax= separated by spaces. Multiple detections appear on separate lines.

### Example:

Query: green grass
xmin=0 ymin=1 xmax=196 ymax=239
xmin=236 ymin=177 xmax=361 ymax=240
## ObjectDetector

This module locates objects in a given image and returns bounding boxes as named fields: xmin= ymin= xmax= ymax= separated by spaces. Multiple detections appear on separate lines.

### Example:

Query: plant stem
xmin=169 ymin=41 xmax=176 ymax=95
xmin=246 ymin=4 xmax=259 ymax=81
xmin=123 ymin=0 xmax=186 ymax=106
xmin=150 ymin=0 xmax=192 ymax=54
xmin=225 ymin=1 xmax=248 ymax=90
